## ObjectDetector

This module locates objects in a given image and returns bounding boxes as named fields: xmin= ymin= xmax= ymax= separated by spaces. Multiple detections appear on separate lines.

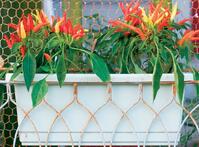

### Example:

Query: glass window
xmin=42 ymin=0 xmax=191 ymax=29
xmin=43 ymin=0 xmax=149 ymax=25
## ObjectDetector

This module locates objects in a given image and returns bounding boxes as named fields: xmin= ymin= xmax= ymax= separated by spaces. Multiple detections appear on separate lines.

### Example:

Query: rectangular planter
xmin=6 ymin=73 xmax=193 ymax=146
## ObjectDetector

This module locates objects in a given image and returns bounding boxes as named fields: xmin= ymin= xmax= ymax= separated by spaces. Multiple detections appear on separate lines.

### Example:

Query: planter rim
xmin=6 ymin=73 xmax=193 ymax=84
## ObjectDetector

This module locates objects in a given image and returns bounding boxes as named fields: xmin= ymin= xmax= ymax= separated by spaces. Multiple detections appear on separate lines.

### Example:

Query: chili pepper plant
xmin=2 ymin=0 xmax=199 ymax=107
xmin=3 ymin=10 xmax=110 ymax=107
xmin=95 ymin=0 xmax=199 ymax=102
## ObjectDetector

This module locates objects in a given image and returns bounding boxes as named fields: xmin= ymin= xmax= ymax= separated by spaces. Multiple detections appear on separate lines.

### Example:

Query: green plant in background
xmin=179 ymin=96 xmax=199 ymax=146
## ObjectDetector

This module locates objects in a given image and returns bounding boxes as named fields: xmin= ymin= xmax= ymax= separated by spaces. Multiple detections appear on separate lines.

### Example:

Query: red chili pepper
xmin=67 ymin=20 xmax=73 ymax=35
xmin=52 ymin=13 xmax=84 ymax=40
xmin=191 ymin=37 xmax=199 ymax=41
xmin=3 ymin=34 xmax=12 ymax=49
xmin=8 ymin=23 xmax=18 ymax=30
xmin=149 ymin=3 xmax=155 ymax=15
xmin=119 ymin=2 xmax=125 ymax=14
xmin=157 ymin=19 xmax=169 ymax=32
xmin=10 ymin=34 xmax=17 ymax=46
xmin=72 ymin=24 xmax=84 ymax=39
xmin=151 ymin=0 xmax=164 ymax=22
xmin=22 ymin=16 xmax=28 ymax=34
xmin=124 ymin=31 xmax=131 ymax=36
xmin=44 ymin=53 xmax=52 ymax=62
xmin=39 ymin=10 xmax=48 ymax=24
xmin=119 ymin=0 xmax=142 ymax=26
xmin=44 ymin=30 xmax=49 ymax=37
xmin=20 ymin=46 xmax=26 ymax=58
xmin=3 ymin=33 xmax=21 ymax=49
xmin=11 ymin=33 xmax=21 ymax=42
xmin=27 ymin=14 xmax=34 ymax=33
xmin=63 ymin=12 xmax=67 ymax=22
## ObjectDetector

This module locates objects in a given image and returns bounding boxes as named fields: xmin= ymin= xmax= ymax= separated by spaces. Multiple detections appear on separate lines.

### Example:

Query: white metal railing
xmin=1 ymin=78 xmax=199 ymax=146
xmin=0 ymin=0 xmax=198 ymax=146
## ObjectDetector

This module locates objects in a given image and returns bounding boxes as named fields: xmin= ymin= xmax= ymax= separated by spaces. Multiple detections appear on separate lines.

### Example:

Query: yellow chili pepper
xmin=170 ymin=2 xmax=178 ymax=21
xmin=54 ymin=18 xmax=64 ymax=33
xmin=20 ymin=22 xmax=26 ymax=39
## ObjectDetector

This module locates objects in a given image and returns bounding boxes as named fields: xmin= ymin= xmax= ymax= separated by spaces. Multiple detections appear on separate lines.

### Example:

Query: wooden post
xmin=152 ymin=0 xmax=172 ymax=7
xmin=62 ymin=0 xmax=82 ymax=24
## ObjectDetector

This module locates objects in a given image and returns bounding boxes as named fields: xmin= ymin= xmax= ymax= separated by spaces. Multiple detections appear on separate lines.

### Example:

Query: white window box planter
xmin=6 ymin=73 xmax=193 ymax=146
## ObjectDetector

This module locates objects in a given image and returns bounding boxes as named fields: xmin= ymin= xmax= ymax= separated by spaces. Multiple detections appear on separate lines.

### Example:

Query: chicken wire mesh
xmin=0 ymin=0 xmax=199 ymax=146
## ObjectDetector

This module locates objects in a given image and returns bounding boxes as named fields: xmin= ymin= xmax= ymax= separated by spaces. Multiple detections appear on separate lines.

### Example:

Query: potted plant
xmin=2 ymin=0 xmax=199 ymax=146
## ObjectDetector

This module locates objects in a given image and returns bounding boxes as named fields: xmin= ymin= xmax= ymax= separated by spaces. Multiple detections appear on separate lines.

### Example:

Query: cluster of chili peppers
xmin=4 ymin=10 xmax=85 ymax=59
xmin=109 ymin=0 xmax=198 ymax=45
xmin=53 ymin=12 xmax=84 ymax=40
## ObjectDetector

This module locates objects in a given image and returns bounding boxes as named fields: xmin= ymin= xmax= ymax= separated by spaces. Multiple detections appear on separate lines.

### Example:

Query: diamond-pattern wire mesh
xmin=0 ymin=0 xmax=199 ymax=146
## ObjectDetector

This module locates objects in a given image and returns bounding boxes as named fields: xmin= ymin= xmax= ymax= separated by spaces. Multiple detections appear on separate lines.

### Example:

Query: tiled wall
xmin=192 ymin=0 xmax=199 ymax=54
xmin=192 ymin=0 xmax=199 ymax=30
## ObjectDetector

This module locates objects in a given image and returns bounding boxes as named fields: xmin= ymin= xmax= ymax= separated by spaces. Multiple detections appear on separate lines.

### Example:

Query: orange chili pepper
xmin=33 ymin=22 xmax=48 ymax=32
xmin=177 ymin=18 xmax=192 ymax=25
xmin=109 ymin=20 xmax=146 ymax=40
xmin=44 ymin=53 xmax=52 ymax=62
xmin=151 ymin=0 xmax=164 ymax=22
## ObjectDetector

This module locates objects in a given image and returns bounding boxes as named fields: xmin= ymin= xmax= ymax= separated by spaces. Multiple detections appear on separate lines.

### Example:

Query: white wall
xmin=173 ymin=0 xmax=191 ymax=21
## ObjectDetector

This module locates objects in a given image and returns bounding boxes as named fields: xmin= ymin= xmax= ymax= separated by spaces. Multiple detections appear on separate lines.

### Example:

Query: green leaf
xmin=131 ymin=57 xmax=145 ymax=73
xmin=193 ymin=69 xmax=199 ymax=97
xmin=174 ymin=61 xmax=184 ymax=103
xmin=184 ymin=46 xmax=189 ymax=63
xmin=31 ymin=38 xmax=42 ymax=48
xmin=134 ymin=63 xmax=145 ymax=73
xmin=153 ymin=57 xmax=163 ymax=100
xmin=39 ymin=65 xmax=51 ymax=73
xmin=23 ymin=50 xmax=36 ymax=91
xmin=11 ymin=43 xmax=21 ymax=54
xmin=35 ymin=49 xmax=45 ymax=67
xmin=112 ymin=42 xmax=120 ymax=55
xmin=90 ymin=54 xmax=110 ymax=82
xmin=170 ymin=52 xmax=184 ymax=103
xmin=0 ymin=84 xmax=5 ymax=103
xmin=56 ymin=55 xmax=66 ymax=87
xmin=195 ymin=54 xmax=199 ymax=60
xmin=46 ymin=36 xmax=60 ymax=50
xmin=160 ymin=48 xmax=169 ymax=63
xmin=179 ymin=46 xmax=189 ymax=63
xmin=166 ymin=47 xmax=184 ymax=103
xmin=11 ymin=67 xmax=22 ymax=81
xmin=31 ymin=78 xmax=48 ymax=107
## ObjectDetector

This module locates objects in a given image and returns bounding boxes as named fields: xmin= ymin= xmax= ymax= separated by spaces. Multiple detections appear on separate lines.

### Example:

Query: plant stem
xmin=65 ymin=58 xmax=82 ymax=72
xmin=69 ymin=46 xmax=91 ymax=55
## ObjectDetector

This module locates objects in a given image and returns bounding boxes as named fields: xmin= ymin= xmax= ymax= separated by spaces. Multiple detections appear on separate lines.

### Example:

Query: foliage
xmin=180 ymin=96 xmax=199 ymax=146
xmin=3 ymin=10 xmax=110 ymax=107
xmin=3 ymin=0 xmax=199 ymax=106
xmin=95 ymin=0 xmax=199 ymax=102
